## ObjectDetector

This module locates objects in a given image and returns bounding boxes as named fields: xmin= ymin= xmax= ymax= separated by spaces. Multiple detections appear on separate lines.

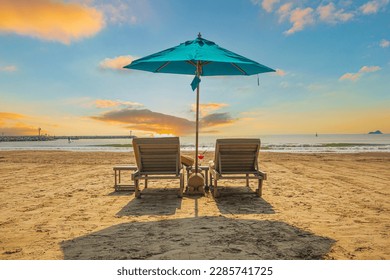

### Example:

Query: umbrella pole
xmin=195 ymin=82 xmax=200 ymax=174
xmin=187 ymin=81 xmax=204 ymax=194
xmin=186 ymin=61 xmax=205 ymax=195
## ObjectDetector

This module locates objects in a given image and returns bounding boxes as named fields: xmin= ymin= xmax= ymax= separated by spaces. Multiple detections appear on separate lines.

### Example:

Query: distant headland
xmin=368 ymin=130 xmax=383 ymax=134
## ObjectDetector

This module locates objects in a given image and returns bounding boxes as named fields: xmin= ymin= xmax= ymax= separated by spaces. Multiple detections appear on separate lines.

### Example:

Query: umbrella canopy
xmin=124 ymin=34 xmax=275 ymax=175
xmin=125 ymin=34 xmax=274 ymax=76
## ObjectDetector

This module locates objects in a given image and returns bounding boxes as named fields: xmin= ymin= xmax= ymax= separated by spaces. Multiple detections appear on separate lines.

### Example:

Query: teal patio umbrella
xmin=124 ymin=33 xmax=275 ymax=175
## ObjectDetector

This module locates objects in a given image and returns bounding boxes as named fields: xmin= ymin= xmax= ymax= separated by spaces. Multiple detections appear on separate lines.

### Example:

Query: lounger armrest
xmin=209 ymin=161 xmax=221 ymax=180
xmin=257 ymin=169 xmax=267 ymax=180
xmin=208 ymin=160 xmax=215 ymax=174
xmin=131 ymin=170 xmax=140 ymax=180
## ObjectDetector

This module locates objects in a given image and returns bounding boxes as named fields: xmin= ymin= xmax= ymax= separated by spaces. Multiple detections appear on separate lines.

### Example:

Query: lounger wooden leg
xmin=114 ymin=170 xmax=118 ymax=191
xmin=178 ymin=173 xmax=184 ymax=198
xmin=213 ymin=179 xmax=218 ymax=197
xmin=186 ymin=166 xmax=191 ymax=181
xmin=144 ymin=175 xmax=148 ymax=188
xmin=257 ymin=178 xmax=263 ymax=197
xmin=246 ymin=174 xmax=249 ymax=187
xmin=135 ymin=178 xmax=141 ymax=198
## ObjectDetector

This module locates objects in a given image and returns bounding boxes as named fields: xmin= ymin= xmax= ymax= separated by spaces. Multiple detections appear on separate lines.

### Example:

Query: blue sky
xmin=0 ymin=0 xmax=389 ymax=136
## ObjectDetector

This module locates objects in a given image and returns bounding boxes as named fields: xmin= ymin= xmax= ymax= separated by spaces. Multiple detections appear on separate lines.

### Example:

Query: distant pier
xmin=0 ymin=135 xmax=136 ymax=142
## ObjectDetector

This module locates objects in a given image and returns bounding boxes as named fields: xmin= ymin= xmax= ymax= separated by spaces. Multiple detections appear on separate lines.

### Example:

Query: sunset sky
xmin=1 ymin=0 xmax=389 ymax=137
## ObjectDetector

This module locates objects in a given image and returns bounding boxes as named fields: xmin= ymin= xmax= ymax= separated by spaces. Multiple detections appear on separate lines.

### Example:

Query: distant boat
xmin=315 ymin=132 xmax=318 ymax=137
xmin=368 ymin=130 xmax=383 ymax=134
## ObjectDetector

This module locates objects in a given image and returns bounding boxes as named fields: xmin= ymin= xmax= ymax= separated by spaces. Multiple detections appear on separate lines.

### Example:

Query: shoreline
xmin=1 ymin=134 xmax=389 ymax=154
xmin=0 ymin=150 xmax=389 ymax=260
xmin=1 ymin=147 xmax=390 ymax=154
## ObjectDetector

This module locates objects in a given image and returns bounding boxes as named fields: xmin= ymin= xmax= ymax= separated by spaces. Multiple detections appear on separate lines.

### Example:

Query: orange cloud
xmin=99 ymin=55 xmax=136 ymax=70
xmin=191 ymin=103 xmax=229 ymax=117
xmin=0 ymin=112 xmax=40 ymax=136
xmin=0 ymin=112 xmax=24 ymax=120
xmin=92 ymin=108 xmax=194 ymax=135
xmin=91 ymin=108 xmax=238 ymax=136
xmin=0 ymin=124 xmax=39 ymax=136
xmin=0 ymin=0 xmax=104 ymax=44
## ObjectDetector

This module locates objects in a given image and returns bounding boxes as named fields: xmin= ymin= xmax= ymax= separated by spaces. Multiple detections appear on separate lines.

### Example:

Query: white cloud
xmin=317 ymin=3 xmax=354 ymax=23
xmin=277 ymin=3 xmax=293 ymax=23
xmin=99 ymin=55 xmax=136 ymax=70
xmin=360 ymin=65 xmax=381 ymax=73
xmin=92 ymin=0 xmax=152 ymax=25
xmin=262 ymin=0 xmax=280 ymax=13
xmin=360 ymin=2 xmax=378 ymax=14
xmin=360 ymin=0 xmax=389 ymax=14
xmin=97 ymin=1 xmax=137 ymax=24
xmin=0 ymin=65 xmax=17 ymax=72
xmin=95 ymin=99 xmax=143 ymax=109
xmin=339 ymin=65 xmax=381 ymax=81
xmin=275 ymin=69 xmax=286 ymax=76
xmin=285 ymin=7 xmax=315 ymax=35
xmin=252 ymin=0 xmax=389 ymax=35
xmin=339 ymin=72 xmax=361 ymax=81
xmin=380 ymin=39 xmax=390 ymax=48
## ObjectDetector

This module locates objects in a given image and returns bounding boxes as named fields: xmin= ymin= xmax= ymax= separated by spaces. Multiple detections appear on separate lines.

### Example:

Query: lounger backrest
xmin=214 ymin=138 xmax=260 ymax=174
xmin=133 ymin=137 xmax=181 ymax=175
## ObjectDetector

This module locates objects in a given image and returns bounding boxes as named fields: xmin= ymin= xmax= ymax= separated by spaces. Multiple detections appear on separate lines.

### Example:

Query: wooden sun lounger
xmin=132 ymin=137 xmax=184 ymax=198
xmin=209 ymin=138 xmax=267 ymax=197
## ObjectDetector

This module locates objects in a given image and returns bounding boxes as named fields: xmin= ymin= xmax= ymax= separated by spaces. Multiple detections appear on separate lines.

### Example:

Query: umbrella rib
xmin=231 ymin=63 xmax=248 ymax=75
xmin=187 ymin=61 xmax=211 ymax=67
xmin=187 ymin=61 xmax=197 ymax=67
xmin=155 ymin=62 xmax=171 ymax=72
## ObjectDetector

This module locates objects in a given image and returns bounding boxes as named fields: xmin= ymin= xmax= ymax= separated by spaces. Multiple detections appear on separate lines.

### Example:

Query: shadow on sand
xmin=61 ymin=216 xmax=335 ymax=260
xmin=114 ymin=187 xmax=274 ymax=217
xmin=207 ymin=186 xmax=275 ymax=215
xmin=116 ymin=190 xmax=183 ymax=216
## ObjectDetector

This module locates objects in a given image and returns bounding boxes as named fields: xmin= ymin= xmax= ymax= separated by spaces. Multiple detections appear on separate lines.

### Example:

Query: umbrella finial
xmin=198 ymin=32 xmax=202 ymax=39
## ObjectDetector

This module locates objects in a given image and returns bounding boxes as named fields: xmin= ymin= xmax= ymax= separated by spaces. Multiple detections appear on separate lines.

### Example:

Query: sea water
xmin=0 ymin=134 xmax=389 ymax=153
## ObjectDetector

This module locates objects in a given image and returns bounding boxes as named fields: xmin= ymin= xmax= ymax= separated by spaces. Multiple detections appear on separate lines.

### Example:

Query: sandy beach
xmin=0 ymin=150 xmax=389 ymax=260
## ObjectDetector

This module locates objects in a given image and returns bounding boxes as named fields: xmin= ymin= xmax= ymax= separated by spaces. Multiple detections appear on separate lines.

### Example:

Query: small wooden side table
xmin=113 ymin=165 xmax=137 ymax=191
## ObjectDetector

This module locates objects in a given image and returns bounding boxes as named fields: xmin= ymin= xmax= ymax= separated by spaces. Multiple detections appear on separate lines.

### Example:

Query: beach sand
xmin=0 ymin=150 xmax=389 ymax=260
